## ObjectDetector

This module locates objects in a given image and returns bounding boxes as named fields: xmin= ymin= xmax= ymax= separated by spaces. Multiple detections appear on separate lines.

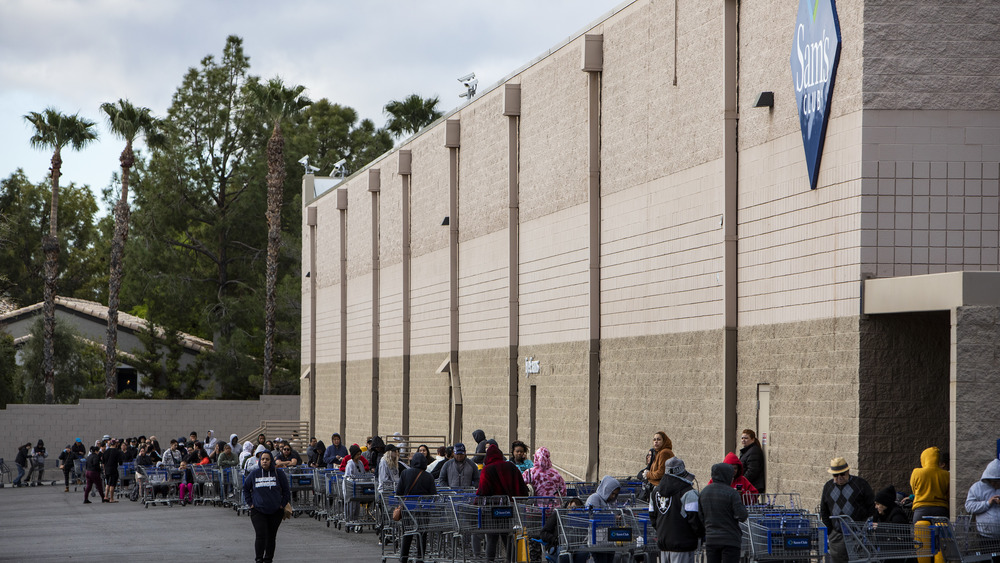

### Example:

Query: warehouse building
xmin=300 ymin=0 xmax=1000 ymax=511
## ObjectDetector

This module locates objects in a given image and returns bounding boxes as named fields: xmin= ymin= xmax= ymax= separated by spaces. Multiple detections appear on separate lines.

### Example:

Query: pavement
xmin=0 ymin=480 xmax=385 ymax=562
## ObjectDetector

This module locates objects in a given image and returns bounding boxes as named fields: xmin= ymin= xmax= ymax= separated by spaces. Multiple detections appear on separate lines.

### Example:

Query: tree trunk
xmin=42 ymin=149 xmax=62 ymax=404
xmin=263 ymin=120 xmax=285 ymax=394
xmin=104 ymin=143 xmax=134 ymax=399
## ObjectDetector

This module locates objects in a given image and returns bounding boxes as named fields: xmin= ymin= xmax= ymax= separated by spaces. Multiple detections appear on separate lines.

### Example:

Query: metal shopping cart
xmin=835 ymin=515 xmax=940 ymax=563
xmin=514 ymin=496 xmax=564 ymax=563
xmin=139 ymin=465 xmax=182 ymax=508
xmin=342 ymin=472 xmax=377 ymax=533
xmin=743 ymin=511 xmax=829 ymax=563
xmin=284 ymin=467 xmax=316 ymax=517
xmin=192 ymin=465 xmax=222 ymax=506
xmin=326 ymin=470 xmax=344 ymax=527
xmin=394 ymin=495 xmax=457 ymax=563
xmin=554 ymin=506 xmax=649 ymax=563
xmin=451 ymin=495 xmax=520 ymax=563
xmin=938 ymin=515 xmax=999 ymax=563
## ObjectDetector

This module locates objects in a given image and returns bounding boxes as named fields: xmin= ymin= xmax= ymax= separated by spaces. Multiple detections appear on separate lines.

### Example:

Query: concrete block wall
xmin=0 ymin=395 xmax=299 ymax=468
xmin=738 ymin=317 xmax=862 ymax=509
xmin=600 ymin=330 xmax=725 ymax=480
xmin=858 ymin=311 xmax=950 ymax=494
xmin=951 ymin=305 xmax=1000 ymax=512
xmin=408 ymin=353 xmax=451 ymax=439
xmin=458 ymin=347 xmax=510 ymax=449
xmin=458 ymin=231 xmax=508 ymax=351
xmin=861 ymin=110 xmax=1000 ymax=278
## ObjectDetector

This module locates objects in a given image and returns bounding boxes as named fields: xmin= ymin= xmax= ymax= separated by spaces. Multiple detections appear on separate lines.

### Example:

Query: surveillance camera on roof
xmin=457 ymin=72 xmax=475 ymax=83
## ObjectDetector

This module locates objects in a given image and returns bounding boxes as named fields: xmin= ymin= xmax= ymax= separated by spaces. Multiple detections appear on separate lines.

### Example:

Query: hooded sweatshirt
xmin=652 ymin=471 xmax=703 ymax=552
xmin=396 ymin=452 xmax=436 ymax=497
xmin=477 ymin=444 xmax=528 ymax=498
xmin=698 ymin=463 xmax=748 ymax=548
xmin=472 ymin=429 xmax=488 ymax=462
xmin=243 ymin=463 xmax=290 ymax=515
xmin=910 ymin=447 xmax=949 ymax=509
xmin=965 ymin=459 xmax=1000 ymax=537
xmin=586 ymin=475 xmax=621 ymax=509
xmin=324 ymin=436 xmax=349 ymax=467
xmin=708 ymin=453 xmax=759 ymax=504
xmin=239 ymin=441 xmax=255 ymax=470
xmin=523 ymin=447 xmax=567 ymax=498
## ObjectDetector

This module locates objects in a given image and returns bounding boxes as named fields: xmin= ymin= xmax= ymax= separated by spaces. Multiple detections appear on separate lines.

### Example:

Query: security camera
xmin=333 ymin=158 xmax=347 ymax=169
xmin=297 ymin=155 xmax=310 ymax=165
xmin=457 ymin=72 xmax=475 ymax=83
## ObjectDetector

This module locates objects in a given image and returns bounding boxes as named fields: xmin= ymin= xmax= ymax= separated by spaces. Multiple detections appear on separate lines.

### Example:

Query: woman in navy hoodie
xmin=243 ymin=450 xmax=291 ymax=563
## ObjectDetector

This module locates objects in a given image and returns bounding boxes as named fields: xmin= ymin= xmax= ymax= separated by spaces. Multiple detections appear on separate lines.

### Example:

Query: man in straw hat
xmin=820 ymin=457 xmax=875 ymax=563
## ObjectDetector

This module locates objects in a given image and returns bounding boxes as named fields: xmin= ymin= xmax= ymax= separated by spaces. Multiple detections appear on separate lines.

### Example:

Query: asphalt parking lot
xmin=0 ymin=481 xmax=383 ymax=562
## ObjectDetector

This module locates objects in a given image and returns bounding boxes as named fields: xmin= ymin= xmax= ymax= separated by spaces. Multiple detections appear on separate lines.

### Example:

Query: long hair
xmin=742 ymin=429 xmax=760 ymax=446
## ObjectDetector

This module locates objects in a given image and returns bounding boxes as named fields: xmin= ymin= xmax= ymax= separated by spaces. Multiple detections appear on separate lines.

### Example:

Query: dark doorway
xmin=859 ymin=311 xmax=950 ymax=492
xmin=117 ymin=367 xmax=138 ymax=394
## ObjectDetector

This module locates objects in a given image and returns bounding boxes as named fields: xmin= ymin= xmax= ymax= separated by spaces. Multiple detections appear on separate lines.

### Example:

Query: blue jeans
xmin=14 ymin=463 xmax=25 ymax=485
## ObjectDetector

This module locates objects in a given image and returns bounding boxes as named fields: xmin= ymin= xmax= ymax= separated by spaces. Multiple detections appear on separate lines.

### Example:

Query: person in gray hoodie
xmin=698 ymin=463 xmax=748 ymax=563
xmin=585 ymin=475 xmax=622 ymax=509
xmin=437 ymin=443 xmax=480 ymax=488
xmin=965 ymin=458 xmax=1000 ymax=538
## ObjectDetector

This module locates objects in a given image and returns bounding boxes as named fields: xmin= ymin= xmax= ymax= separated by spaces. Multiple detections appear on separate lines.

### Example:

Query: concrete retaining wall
xmin=1 ymin=395 xmax=299 ymax=468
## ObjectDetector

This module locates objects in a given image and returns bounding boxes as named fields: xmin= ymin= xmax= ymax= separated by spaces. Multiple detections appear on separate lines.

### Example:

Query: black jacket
xmin=698 ymin=464 xmax=748 ymax=548
xmin=652 ymin=474 xmax=703 ymax=552
xmin=396 ymin=453 xmax=436 ymax=497
xmin=739 ymin=442 xmax=766 ymax=492
xmin=102 ymin=447 xmax=123 ymax=476
xmin=15 ymin=445 xmax=29 ymax=466
xmin=85 ymin=452 xmax=102 ymax=473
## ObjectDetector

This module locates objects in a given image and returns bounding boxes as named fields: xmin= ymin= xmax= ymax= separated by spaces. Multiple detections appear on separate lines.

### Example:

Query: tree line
xmin=0 ymin=35 xmax=443 ymax=405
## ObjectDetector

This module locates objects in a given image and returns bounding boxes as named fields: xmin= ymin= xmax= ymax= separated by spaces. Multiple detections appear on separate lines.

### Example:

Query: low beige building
xmin=300 ymin=0 xmax=1000 ymax=511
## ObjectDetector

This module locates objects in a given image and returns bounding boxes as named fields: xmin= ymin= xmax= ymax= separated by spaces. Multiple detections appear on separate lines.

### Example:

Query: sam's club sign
xmin=790 ymin=0 xmax=841 ymax=189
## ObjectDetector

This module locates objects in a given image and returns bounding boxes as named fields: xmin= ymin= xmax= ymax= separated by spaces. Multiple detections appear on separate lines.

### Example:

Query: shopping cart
xmin=342 ymin=472 xmax=377 ymax=533
xmin=940 ymin=515 xmax=999 ymax=563
xmin=743 ymin=512 xmax=829 ymax=563
xmin=395 ymin=495 xmax=457 ymax=563
xmin=555 ymin=506 xmax=648 ymax=563
xmin=192 ymin=465 xmax=222 ymax=506
xmin=451 ymin=496 xmax=520 ymax=563
xmin=514 ymin=496 xmax=564 ymax=563
xmin=284 ymin=467 xmax=316 ymax=517
xmin=835 ymin=515 xmax=940 ymax=563
xmin=140 ymin=466 xmax=182 ymax=508
xmin=326 ymin=471 xmax=344 ymax=528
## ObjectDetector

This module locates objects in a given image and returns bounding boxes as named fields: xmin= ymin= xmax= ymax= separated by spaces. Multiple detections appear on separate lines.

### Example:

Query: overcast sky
xmin=1 ymin=0 xmax=624 ymax=213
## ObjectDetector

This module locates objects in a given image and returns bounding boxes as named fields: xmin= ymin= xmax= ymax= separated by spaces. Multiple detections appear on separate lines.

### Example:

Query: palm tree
xmin=100 ymin=99 xmax=163 ymax=399
xmin=383 ymin=94 xmax=443 ymax=139
xmin=248 ymin=77 xmax=311 ymax=394
xmin=24 ymin=108 xmax=98 ymax=404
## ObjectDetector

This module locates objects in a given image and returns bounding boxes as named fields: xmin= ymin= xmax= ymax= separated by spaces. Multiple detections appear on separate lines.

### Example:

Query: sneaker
xmin=64 ymin=487 xmax=69 ymax=492
xmin=84 ymin=499 xmax=92 ymax=504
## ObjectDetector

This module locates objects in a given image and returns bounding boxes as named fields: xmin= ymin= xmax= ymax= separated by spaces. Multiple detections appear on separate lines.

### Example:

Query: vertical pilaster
xmin=503 ymin=84 xmax=522 ymax=448
xmin=336 ymin=188 xmax=349 ymax=436
xmin=445 ymin=120 xmax=463 ymax=443
xmin=369 ymin=169 xmax=381 ymax=439
xmin=399 ymin=151 xmax=412 ymax=438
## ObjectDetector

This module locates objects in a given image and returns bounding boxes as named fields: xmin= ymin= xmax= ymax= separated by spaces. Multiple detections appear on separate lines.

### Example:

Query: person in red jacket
xmin=707 ymin=452 xmax=759 ymax=504
xmin=338 ymin=445 xmax=370 ymax=472
xmin=477 ymin=444 xmax=528 ymax=561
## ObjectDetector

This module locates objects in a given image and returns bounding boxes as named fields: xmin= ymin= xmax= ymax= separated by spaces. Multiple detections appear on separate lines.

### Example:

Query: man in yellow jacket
xmin=910 ymin=446 xmax=949 ymax=523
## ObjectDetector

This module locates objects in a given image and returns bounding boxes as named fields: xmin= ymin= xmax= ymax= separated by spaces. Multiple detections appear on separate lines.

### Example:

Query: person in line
xmin=538 ymin=497 xmax=585 ymax=558
xmin=522 ymin=446 xmax=567 ymax=498
xmin=478 ymin=444 xmax=529 ymax=562
xmin=699 ymin=463 xmax=748 ymax=563
xmin=965 ymin=458 xmax=1000 ymax=541
xmin=243 ymin=450 xmax=290 ymax=563
xmin=910 ymin=446 xmax=949 ymax=523
xmin=873 ymin=485 xmax=908 ymax=524
xmin=642 ymin=431 xmax=675 ymax=488
xmin=339 ymin=446 xmax=371 ymax=472
xmin=738 ymin=429 xmax=766 ymax=496
xmin=396 ymin=452 xmax=437 ymax=563
xmin=178 ymin=460 xmax=195 ymax=505
xmin=429 ymin=447 xmax=452 ymax=479
xmin=57 ymin=444 xmax=76 ymax=492
xmin=229 ymin=433 xmax=240 ymax=454
xmin=218 ymin=443 xmax=239 ymax=469
xmin=26 ymin=439 xmax=46 ymax=486
xmin=240 ymin=441 xmax=256 ymax=471
xmin=324 ymin=433 xmax=348 ymax=468
xmin=707 ymin=453 xmax=758 ymax=504
xmin=83 ymin=445 xmax=104 ymax=504
xmin=204 ymin=430 xmax=218 ymax=453
xmin=652 ymin=457 xmax=703 ymax=563
xmin=377 ymin=443 xmax=406 ymax=495
xmin=71 ymin=438 xmax=87 ymax=459
xmin=102 ymin=439 xmax=124 ymax=502
xmin=13 ymin=442 xmax=30 ymax=487
xmin=438 ymin=443 xmax=480 ymax=488
xmin=820 ymin=457 xmax=875 ymax=563
xmin=343 ymin=444 xmax=367 ymax=527
xmin=586 ymin=475 xmax=621 ymax=509
xmin=275 ymin=443 xmax=302 ymax=468
xmin=307 ymin=438 xmax=327 ymax=468
xmin=161 ymin=439 xmax=182 ymax=467
xmin=510 ymin=440 xmax=533 ymax=473
xmin=472 ymin=429 xmax=489 ymax=464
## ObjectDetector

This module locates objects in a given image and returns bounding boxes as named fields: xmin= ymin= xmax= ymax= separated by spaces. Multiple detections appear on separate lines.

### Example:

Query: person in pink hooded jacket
xmin=522 ymin=446 xmax=567 ymax=498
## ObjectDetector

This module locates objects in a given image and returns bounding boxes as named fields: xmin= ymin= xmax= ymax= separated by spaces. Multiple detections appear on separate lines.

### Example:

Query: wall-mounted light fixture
xmin=441 ymin=217 xmax=450 ymax=226
xmin=305 ymin=272 xmax=310 ymax=278
xmin=754 ymin=91 xmax=774 ymax=108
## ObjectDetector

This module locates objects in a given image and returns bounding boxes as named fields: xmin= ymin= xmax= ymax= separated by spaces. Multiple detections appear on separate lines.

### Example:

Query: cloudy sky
xmin=1 ymin=0 xmax=624 ymax=213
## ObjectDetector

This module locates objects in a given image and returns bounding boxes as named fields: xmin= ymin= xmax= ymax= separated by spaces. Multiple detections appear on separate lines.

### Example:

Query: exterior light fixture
xmin=754 ymin=91 xmax=774 ymax=108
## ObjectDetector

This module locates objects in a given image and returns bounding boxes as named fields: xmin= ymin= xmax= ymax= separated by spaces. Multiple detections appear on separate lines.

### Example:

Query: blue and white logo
xmin=790 ymin=0 xmax=841 ymax=190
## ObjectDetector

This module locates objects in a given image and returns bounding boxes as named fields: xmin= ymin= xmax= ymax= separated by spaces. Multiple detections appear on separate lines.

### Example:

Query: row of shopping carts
xmin=838 ymin=515 xmax=1000 ymax=563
